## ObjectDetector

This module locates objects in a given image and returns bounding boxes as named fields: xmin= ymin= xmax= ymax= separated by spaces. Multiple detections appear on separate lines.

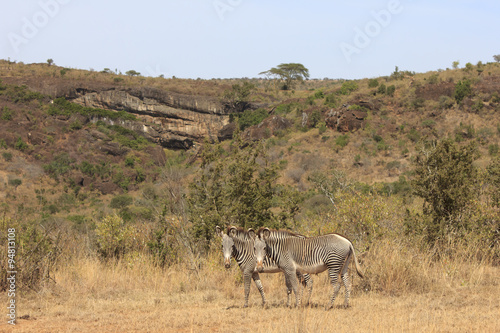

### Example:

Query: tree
xmin=493 ymin=55 xmax=500 ymax=63
xmin=259 ymin=63 xmax=309 ymax=90
xmin=47 ymin=58 xmax=54 ymax=66
xmin=452 ymin=60 xmax=459 ymax=69
xmin=188 ymin=132 xmax=301 ymax=248
xmin=411 ymin=139 xmax=480 ymax=242
xmin=221 ymin=81 xmax=255 ymax=113
xmin=125 ymin=70 xmax=141 ymax=76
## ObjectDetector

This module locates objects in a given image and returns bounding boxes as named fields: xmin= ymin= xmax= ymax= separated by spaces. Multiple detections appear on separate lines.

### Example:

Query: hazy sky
xmin=1 ymin=0 xmax=499 ymax=79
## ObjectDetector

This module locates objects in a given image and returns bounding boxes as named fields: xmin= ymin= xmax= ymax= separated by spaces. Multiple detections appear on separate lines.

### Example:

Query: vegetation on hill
xmin=0 ymin=59 xmax=499 ymax=299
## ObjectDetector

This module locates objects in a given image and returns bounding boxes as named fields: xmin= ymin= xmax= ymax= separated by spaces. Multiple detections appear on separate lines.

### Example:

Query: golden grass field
xmin=2 ymin=242 xmax=499 ymax=333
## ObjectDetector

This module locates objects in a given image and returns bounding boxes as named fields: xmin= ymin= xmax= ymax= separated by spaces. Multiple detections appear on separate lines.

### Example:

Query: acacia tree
xmin=259 ymin=63 xmax=309 ymax=90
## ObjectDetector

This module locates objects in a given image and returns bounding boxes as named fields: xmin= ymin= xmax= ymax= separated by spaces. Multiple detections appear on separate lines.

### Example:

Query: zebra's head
xmin=215 ymin=226 xmax=234 ymax=269
xmin=253 ymin=228 xmax=271 ymax=273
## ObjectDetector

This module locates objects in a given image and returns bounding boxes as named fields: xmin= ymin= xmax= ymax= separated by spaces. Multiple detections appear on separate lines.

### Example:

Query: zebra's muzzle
xmin=224 ymin=258 xmax=231 ymax=268
xmin=256 ymin=260 xmax=264 ymax=272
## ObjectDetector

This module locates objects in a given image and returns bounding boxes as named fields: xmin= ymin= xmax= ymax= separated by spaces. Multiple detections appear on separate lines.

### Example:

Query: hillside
xmin=0 ymin=60 xmax=498 ymax=207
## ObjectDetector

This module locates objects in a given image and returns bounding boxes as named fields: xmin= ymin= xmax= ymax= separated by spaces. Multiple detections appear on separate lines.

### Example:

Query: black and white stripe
xmin=216 ymin=226 xmax=313 ymax=308
xmin=256 ymin=227 xmax=364 ymax=309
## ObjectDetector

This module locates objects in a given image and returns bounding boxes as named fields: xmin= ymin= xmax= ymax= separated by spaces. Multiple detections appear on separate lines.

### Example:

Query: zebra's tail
xmin=350 ymin=244 xmax=365 ymax=279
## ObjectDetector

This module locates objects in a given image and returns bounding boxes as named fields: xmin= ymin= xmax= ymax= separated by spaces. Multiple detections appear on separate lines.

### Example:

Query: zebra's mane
xmin=257 ymin=227 xmax=306 ymax=239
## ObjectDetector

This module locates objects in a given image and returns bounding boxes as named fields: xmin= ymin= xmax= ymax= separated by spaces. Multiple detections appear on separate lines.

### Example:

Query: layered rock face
xmin=72 ymin=89 xmax=230 ymax=149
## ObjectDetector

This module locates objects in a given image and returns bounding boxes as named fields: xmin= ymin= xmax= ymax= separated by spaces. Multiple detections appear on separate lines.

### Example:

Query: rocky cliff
xmin=2 ymin=76 xmax=232 ymax=149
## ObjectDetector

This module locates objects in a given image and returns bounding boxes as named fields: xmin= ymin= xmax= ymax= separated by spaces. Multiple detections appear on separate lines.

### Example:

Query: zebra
xmin=215 ymin=226 xmax=313 ymax=308
xmin=255 ymin=227 xmax=364 ymax=310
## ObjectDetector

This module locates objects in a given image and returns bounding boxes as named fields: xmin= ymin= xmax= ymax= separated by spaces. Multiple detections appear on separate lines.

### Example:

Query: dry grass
xmin=2 ymin=241 xmax=499 ymax=333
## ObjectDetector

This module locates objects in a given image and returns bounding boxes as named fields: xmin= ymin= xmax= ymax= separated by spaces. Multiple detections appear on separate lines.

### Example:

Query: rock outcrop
xmin=73 ymin=89 xmax=230 ymax=149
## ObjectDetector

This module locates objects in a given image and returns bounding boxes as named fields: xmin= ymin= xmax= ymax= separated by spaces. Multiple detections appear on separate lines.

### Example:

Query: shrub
xmin=48 ymin=97 xmax=136 ymax=121
xmin=338 ymin=81 xmax=358 ymax=95
xmin=237 ymin=108 xmax=268 ymax=131
xmin=386 ymin=85 xmax=396 ymax=97
xmin=1 ymin=107 xmax=13 ymax=121
xmin=439 ymin=95 xmax=454 ymax=109
xmin=411 ymin=139 xmax=480 ymax=243
xmin=2 ymin=152 xmax=12 ymax=161
xmin=8 ymin=178 xmax=22 ymax=188
xmin=368 ymin=79 xmax=379 ymax=88
xmin=454 ymin=79 xmax=472 ymax=104
xmin=69 ymin=120 xmax=82 ymax=131
xmin=489 ymin=144 xmax=499 ymax=156
xmin=0 ymin=218 xmax=63 ymax=291
xmin=95 ymin=215 xmax=135 ymax=259
xmin=109 ymin=194 xmax=133 ymax=209
xmin=43 ymin=153 xmax=74 ymax=179
xmin=324 ymin=93 xmax=338 ymax=107
xmin=422 ymin=119 xmax=436 ymax=129
xmin=314 ymin=90 xmax=324 ymax=99
xmin=377 ymin=84 xmax=387 ymax=95
xmin=335 ymin=134 xmax=349 ymax=148
xmin=14 ymin=137 xmax=28 ymax=151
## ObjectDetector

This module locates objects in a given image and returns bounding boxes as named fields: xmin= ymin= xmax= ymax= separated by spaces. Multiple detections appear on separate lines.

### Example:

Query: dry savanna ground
xmin=1 ymin=249 xmax=499 ymax=333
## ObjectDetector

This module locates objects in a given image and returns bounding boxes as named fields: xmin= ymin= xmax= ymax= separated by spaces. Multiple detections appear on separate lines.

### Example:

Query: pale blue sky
xmin=1 ymin=0 xmax=499 ymax=79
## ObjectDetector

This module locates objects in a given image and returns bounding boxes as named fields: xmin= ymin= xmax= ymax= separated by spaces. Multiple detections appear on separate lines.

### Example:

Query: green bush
xmin=8 ymin=178 xmax=22 ymax=188
xmin=368 ymin=79 xmax=379 ymax=88
xmin=386 ymin=85 xmax=396 ymax=97
xmin=324 ymin=93 xmax=338 ymax=107
xmin=454 ymin=79 xmax=472 ymax=104
xmin=489 ymin=144 xmax=499 ymax=156
xmin=95 ymin=215 xmax=135 ymax=259
xmin=335 ymin=134 xmax=349 ymax=148
xmin=314 ymin=90 xmax=324 ymax=99
xmin=48 ymin=97 xmax=136 ymax=121
xmin=0 ymin=84 xmax=45 ymax=103
xmin=1 ymin=107 xmax=13 ymax=121
xmin=422 ymin=119 xmax=436 ymax=128
xmin=14 ymin=137 xmax=28 ymax=151
xmin=377 ymin=84 xmax=387 ymax=95
xmin=411 ymin=139 xmax=480 ymax=243
xmin=2 ymin=152 xmax=12 ymax=161
xmin=237 ymin=108 xmax=268 ymax=131
xmin=43 ymin=153 xmax=74 ymax=179
xmin=338 ymin=81 xmax=358 ymax=95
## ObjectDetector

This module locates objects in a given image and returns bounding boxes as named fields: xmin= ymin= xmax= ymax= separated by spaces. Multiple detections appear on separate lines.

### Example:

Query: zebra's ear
xmin=229 ymin=226 xmax=237 ymax=237
xmin=215 ymin=226 xmax=222 ymax=237
xmin=262 ymin=228 xmax=271 ymax=240
xmin=248 ymin=228 xmax=256 ymax=239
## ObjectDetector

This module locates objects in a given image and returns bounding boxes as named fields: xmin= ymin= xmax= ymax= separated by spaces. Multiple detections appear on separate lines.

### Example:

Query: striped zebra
xmin=216 ymin=226 xmax=313 ymax=308
xmin=255 ymin=227 xmax=364 ymax=310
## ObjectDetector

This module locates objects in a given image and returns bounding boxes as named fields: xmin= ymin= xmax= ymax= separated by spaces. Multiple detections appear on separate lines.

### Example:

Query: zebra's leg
xmin=243 ymin=270 xmax=253 ymax=308
xmin=341 ymin=254 xmax=352 ymax=308
xmin=286 ymin=269 xmax=302 ymax=308
xmin=284 ymin=274 xmax=293 ymax=307
xmin=252 ymin=272 xmax=267 ymax=307
xmin=301 ymin=273 xmax=313 ymax=306
xmin=341 ymin=271 xmax=352 ymax=308
xmin=295 ymin=272 xmax=306 ymax=306
xmin=326 ymin=267 xmax=341 ymax=310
